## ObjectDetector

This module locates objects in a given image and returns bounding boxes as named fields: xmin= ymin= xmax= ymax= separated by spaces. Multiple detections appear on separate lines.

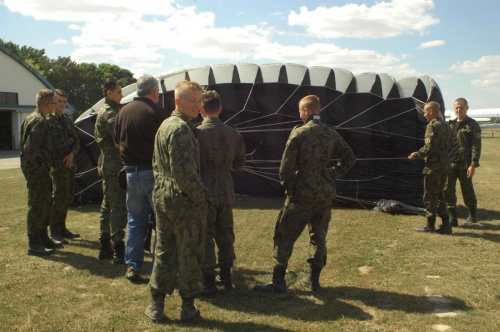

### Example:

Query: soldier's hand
xmin=408 ymin=152 xmax=417 ymax=160
xmin=467 ymin=166 xmax=476 ymax=178
xmin=63 ymin=152 xmax=74 ymax=168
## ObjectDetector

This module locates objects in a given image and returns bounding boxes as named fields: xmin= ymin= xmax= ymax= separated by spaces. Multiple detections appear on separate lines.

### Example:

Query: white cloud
xmin=450 ymin=55 xmax=500 ymax=92
xmin=435 ymin=74 xmax=452 ymax=80
xmin=288 ymin=0 xmax=439 ymax=39
xmin=68 ymin=24 xmax=81 ymax=30
xmin=50 ymin=39 xmax=67 ymax=45
xmin=418 ymin=40 xmax=445 ymax=49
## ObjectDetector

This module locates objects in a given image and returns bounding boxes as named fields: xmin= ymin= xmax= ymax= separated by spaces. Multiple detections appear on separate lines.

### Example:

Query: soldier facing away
xmin=197 ymin=90 xmax=246 ymax=295
xmin=145 ymin=81 xmax=211 ymax=323
xmin=47 ymin=89 xmax=81 ymax=244
xmin=94 ymin=78 xmax=128 ymax=264
xmin=409 ymin=101 xmax=453 ymax=234
xmin=254 ymin=95 xmax=355 ymax=293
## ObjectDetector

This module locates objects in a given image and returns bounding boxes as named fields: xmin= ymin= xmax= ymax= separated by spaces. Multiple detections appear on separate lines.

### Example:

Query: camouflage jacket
xmin=197 ymin=117 xmax=245 ymax=205
xmin=448 ymin=116 xmax=481 ymax=169
xmin=280 ymin=115 xmax=355 ymax=201
xmin=95 ymin=99 xmax=123 ymax=176
xmin=415 ymin=118 xmax=452 ymax=174
xmin=20 ymin=109 xmax=54 ymax=175
xmin=153 ymin=110 xmax=210 ymax=211
xmin=47 ymin=112 xmax=80 ymax=168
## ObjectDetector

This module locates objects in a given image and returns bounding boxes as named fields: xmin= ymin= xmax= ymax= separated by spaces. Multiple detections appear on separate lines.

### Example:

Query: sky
xmin=1 ymin=0 xmax=499 ymax=110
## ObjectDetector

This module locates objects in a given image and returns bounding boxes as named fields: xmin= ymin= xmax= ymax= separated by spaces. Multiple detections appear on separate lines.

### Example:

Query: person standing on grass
xmin=47 ymin=89 xmax=81 ymax=244
xmin=444 ymin=98 xmax=481 ymax=225
xmin=197 ymin=90 xmax=246 ymax=295
xmin=95 ymin=78 xmax=128 ymax=265
xmin=409 ymin=101 xmax=453 ymax=235
xmin=253 ymin=95 xmax=355 ymax=293
xmin=20 ymin=89 xmax=61 ymax=256
xmin=145 ymin=81 xmax=210 ymax=323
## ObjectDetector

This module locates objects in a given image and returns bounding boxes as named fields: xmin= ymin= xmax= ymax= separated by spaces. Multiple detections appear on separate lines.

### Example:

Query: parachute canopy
xmin=74 ymin=63 xmax=444 ymax=208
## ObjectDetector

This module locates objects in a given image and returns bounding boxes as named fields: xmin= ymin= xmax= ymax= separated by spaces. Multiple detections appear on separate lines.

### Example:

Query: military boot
xmin=414 ymin=216 xmax=436 ymax=233
xmin=27 ymin=231 xmax=54 ymax=256
xmin=40 ymin=226 xmax=64 ymax=249
xmin=216 ymin=267 xmax=232 ymax=288
xmin=449 ymin=208 xmax=459 ymax=227
xmin=98 ymin=236 xmax=114 ymax=260
xmin=50 ymin=223 xmax=69 ymax=244
xmin=253 ymin=266 xmax=287 ymax=293
xmin=301 ymin=265 xmax=323 ymax=292
xmin=436 ymin=217 xmax=453 ymax=235
xmin=61 ymin=221 xmax=80 ymax=239
xmin=200 ymin=271 xmax=217 ymax=296
xmin=112 ymin=241 xmax=126 ymax=265
xmin=466 ymin=207 xmax=478 ymax=223
xmin=180 ymin=296 xmax=200 ymax=322
xmin=144 ymin=290 xmax=168 ymax=323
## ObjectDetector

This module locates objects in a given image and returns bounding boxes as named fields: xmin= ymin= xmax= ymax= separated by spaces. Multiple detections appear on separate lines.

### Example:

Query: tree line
xmin=1 ymin=39 xmax=136 ymax=117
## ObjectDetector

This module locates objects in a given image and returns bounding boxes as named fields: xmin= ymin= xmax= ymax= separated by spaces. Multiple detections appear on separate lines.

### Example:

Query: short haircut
xmin=103 ymin=78 xmax=118 ymax=97
xmin=299 ymin=95 xmax=321 ymax=114
xmin=36 ymin=89 xmax=55 ymax=108
xmin=54 ymin=89 xmax=68 ymax=98
xmin=201 ymin=90 xmax=221 ymax=114
xmin=455 ymin=98 xmax=468 ymax=106
xmin=137 ymin=74 xmax=159 ymax=97
xmin=425 ymin=101 xmax=441 ymax=113
xmin=175 ymin=81 xmax=203 ymax=99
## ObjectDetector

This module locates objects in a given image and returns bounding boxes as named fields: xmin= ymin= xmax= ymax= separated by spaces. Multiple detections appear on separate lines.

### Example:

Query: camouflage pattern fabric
xmin=20 ymin=109 xmax=54 ymax=235
xmin=99 ymin=174 xmax=127 ymax=243
xmin=95 ymin=99 xmax=123 ymax=176
xmin=149 ymin=110 xmax=209 ymax=298
xmin=273 ymin=115 xmax=355 ymax=270
xmin=197 ymin=117 xmax=245 ymax=272
xmin=47 ymin=112 xmax=80 ymax=226
xmin=445 ymin=164 xmax=477 ymax=210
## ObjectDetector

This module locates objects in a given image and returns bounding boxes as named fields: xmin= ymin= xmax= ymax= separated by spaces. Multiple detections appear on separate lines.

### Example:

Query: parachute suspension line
xmin=331 ymin=125 xmax=423 ymax=141
xmin=320 ymin=94 xmax=344 ymax=113
xmin=74 ymin=178 xmax=103 ymax=197
xmin=75 ymin=167 xmax=98 ymax=177
xmin=233 ymin=119 xmax=302 ymax=131
xmin=244 ymin=165 xmax=280 ymax=170
xmin=238 ymin=127 xmax=295 ymax=133
xmin=231 ymin=112 xmax=298 ymax=128
xmin=274 ymin=84 xmax=301 ymax=114
xmin=364 ymin=107 xmax=416 ymax=128
xmin=336 ymin=173 xmax=388 ymax=182
xmin=335 ymin=194 xmax=376 ymax=209
xmin=224 ymin=81 xmax=256 ymax=125
xmin=242 ymin=168 xmax=280 ymax=183
xmin=337 ymin=99 xmax=385 ymax=127
xmin=75 ymin=126 xmax=95 ymax=139
xmin=243 ymin=167 xmax=280 ymax=177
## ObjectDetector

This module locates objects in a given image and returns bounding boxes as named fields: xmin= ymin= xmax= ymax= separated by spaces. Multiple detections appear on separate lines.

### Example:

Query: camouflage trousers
xmin=273 ymin=195 xmax=332 ymax=270
xmin=202 ymin=202 xmax=236 ymax=273
xmin=423 ymin=173 xmax=448 ymax=219
xmin=50 ymin=164 xmax=75 ymax=226
xmin=23 ymin=170 xmax=52 ymax=236
xmin=99 ymin=175 xmax=127 ymax=244
xmin=149 ymin=198 xmax=206 ymax=298
xmin=445 ymin=163 xmax=477 ymax=210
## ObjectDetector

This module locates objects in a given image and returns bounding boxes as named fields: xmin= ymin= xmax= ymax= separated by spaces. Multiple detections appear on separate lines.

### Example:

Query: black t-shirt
xmin=114 ymin=97 xmax=168 ymax=166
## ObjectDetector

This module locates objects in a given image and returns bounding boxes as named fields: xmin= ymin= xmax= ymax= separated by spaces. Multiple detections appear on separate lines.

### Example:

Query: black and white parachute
xmin=74 ymin=63 xmax=442 ymax=211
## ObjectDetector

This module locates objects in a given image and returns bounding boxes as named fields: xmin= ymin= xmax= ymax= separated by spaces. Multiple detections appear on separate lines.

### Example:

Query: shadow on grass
xmin=457 ymin=206 xmax=500 ymax=222
xmin=453 ymin=231 xmax=500 ymax=243
xmin=170 ymin=318 xmax=292 ymax=332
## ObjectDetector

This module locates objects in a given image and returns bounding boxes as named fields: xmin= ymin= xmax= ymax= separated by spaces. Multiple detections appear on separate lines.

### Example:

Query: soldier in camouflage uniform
xmin=145 ymin=81 xmax=210 ymax=323
xmin=444 ymin=98 xmax=481 ymax=225
xmin=20 ymin=89 xmax=59 ymax=256
xmin=409 ymin=101 xmax=453 ymax=234
xmin=254 ymin=95 xmax=355 ymax=294
xmin=94 ymin=79 xmax=127 ymax=264
xmin=197 ymin=90 xmax=245 ymax=295
xmin=47 ymin=89 xmax=81 ymax=244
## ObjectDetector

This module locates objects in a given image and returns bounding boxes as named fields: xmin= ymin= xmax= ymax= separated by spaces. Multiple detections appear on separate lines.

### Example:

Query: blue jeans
xmin=124 ymin=166 xmax=156 ymax=272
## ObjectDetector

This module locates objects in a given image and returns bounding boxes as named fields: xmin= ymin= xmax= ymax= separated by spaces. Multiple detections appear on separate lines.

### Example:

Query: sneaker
xmin=125 ymin=267 xmax=140 ymax=281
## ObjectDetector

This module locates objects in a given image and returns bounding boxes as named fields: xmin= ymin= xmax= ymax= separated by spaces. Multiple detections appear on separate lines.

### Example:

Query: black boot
xmin=40 ymin=226 xmax=64 ymax=249
xmin=449 ymin=208 xmax=459 ymax=227
xmin=27 ymin=231 xmax=54 ymax=256
xmin=414 ymin=217 xmax=436 ymax=233
xmin=50 ymin=223 xmax=69 ymax=244
xmin=200 ymin=271 xmax=217 ymax=296
xmin=301 ymin=265 xmax=323 ymax=291
xmin=253 ymin=266 xmax=287 ymax=293
xmin=180 ymin=296 xmax=200 ymax=322
xmin=144 ymin=290 xmax=167 ymax=323
xmin=466 ymin=207 xmax=478 ymax=223
xmin=436 ymin=217 xmax=453 ymax=235
xmin=61 ymin=221 xmax=80 ymax=239
xmin=215 ymin=267 xmax=232 ymax=288
xmin=98 ymin=236 xmax=114 ymax=260
xmin=112 ymin=241 xmax=126 ymax=265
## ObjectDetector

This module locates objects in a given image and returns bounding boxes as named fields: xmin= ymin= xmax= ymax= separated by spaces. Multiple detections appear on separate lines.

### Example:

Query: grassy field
xmin=0 ymin=130 xmax=499 ymax=332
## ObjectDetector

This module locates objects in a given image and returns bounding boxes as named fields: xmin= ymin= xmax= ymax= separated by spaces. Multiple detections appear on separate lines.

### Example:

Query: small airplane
xmin=444 ymin=108 xmax=500 ymax=122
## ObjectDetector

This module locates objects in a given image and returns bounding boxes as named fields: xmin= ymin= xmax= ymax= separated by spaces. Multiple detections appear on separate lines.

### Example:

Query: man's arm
xmin=279 ymin=131 xmax=299 ymax=196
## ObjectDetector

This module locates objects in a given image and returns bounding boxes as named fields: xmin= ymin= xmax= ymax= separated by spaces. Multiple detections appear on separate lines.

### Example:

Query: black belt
xmin=125 ymin=165 xmax=153 ymax=173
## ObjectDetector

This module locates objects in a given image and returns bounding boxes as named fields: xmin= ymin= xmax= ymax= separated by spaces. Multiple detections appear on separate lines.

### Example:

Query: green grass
xmin=0 ymin=131 xmax=499 ymax=331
